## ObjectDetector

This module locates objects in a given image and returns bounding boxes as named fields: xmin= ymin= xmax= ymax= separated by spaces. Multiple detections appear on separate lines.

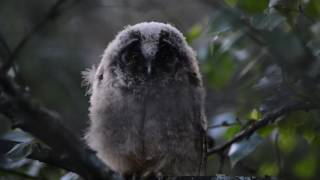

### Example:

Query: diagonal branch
xmin=208 ymin=101 xmax=320 ymax=155
xmin=0 ymin=0 xmax=118 ymax=179
xmin=0 ymin=139 xmax=83 ymax=175
xmin=0 ymin=75 xmax=116 ymax=180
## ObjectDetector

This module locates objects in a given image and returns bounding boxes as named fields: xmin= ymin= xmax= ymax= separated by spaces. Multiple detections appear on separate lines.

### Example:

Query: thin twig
xmin=208 ymin=122 xmax=238 ymax=129
xmin=0 ymin=0 xmax=80 ymax=74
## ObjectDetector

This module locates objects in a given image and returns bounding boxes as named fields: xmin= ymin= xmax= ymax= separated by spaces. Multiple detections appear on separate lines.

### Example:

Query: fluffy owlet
xmin=83 ymin=22 xmax=207 ymax=177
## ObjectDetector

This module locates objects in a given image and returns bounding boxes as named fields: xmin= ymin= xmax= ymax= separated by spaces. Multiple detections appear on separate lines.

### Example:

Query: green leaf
xmin=186 ymin=25 xmax=203 ymax=43
xmin=6 ymin=142 xmax=33 ymax=161
xmin=273 ymin=2 xmax=300 ymax=24
xmin=225 ymin=0 xmax=238 ymax=7
xmin=209 ymin=14 xmax=232 ymax=35
xmin=204 ymin=53 xmax=236 ymax=90
xmin=303 ymin=130 xmax=317 ymax=145
xmin=264 ymin=31 xmax=305 ymax=61
xmin=224 ymin=124 xmax=242 ymax=140
xmin=293 ymin=153 xmax=317 ymax=179
xmin=249 ymin=108 xmax=261 ymax=120
xmin=250 ymin=13 xmax=286 ymax=31
xmin=305 ymin=0 xmax=320 ymax=19
xmin=228 ymin=133 xmax=262 ymax=167
xmin=258 ymin=162 xmax=279 ymax=176
xmin=238 ymin=0 xmax=269 ymax=14
xmin=280 ymin=111 xmax=308 ymax=128
xmin=258 ymin=125 xmax=275 ymax=138
xmin=278 ymin=127 xmax=296 ymax=153
xmin=220 ymin=31 xmax=244 ymax=52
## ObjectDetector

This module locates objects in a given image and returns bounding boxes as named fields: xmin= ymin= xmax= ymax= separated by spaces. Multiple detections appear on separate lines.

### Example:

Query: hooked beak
xmin=141 ymin=42 xmax=157 ymax=75
xmin=145 ymin=58 xmax=153 ymax=75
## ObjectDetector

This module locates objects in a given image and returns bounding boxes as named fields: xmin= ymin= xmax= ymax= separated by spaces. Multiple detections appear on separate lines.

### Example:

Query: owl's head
xmin=83 ymin=22 xmax=201 ymax=93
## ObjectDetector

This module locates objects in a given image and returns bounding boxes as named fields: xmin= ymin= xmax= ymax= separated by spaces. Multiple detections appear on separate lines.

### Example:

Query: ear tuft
xmin=81 ymin=65 xmax=96 ymax=95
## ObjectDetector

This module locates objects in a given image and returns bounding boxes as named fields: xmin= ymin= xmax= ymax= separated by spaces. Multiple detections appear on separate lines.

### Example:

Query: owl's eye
xmin=121 ymin=52 xmax=140 ymax=65
xmin=120 ymin=39 xmax=141 ymax=66
xmin=98 ymin=74 xmax=103 ymax=81
xmin=128 ymin=54 xmax=139 ymax=65
xmin=158 ymin=43 xmax=177 ymax=63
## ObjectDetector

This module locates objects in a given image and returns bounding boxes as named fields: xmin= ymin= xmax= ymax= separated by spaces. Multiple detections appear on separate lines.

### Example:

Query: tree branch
xmin=0 ymin=75 xmax=116 ymax=180
xmin=0 ymin=0 xmax=118 ymax=179
xmin=208 ymin=101 xmax=320 ymax=155
xmin=0 ymin=139 xmax=84 ymax=175
xmin=208 ymin=122 xmax=238 ymax=129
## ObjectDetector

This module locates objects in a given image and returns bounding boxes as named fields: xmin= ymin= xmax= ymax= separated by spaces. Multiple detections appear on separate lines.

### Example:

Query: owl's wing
xmin=200 ymin=114 xmax=207 ymax=175
xmin=188 ymin=70 xmax=207 ymax=175
xmin=191 ymin=88 xmax=207 ymax=175
xmin=197 ymin=109 xmax=207 ymax=175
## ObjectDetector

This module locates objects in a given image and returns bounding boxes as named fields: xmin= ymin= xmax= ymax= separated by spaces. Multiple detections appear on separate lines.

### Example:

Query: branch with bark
xmin=208 ymin=101 xmax=320 ymax=155
xmin=0 ymin=139 xmax=80 ymax=175
xmin=0 ymin=73 xmax=115 ymax=180
xmin=0 ymin=0 xmax=118 ymax=179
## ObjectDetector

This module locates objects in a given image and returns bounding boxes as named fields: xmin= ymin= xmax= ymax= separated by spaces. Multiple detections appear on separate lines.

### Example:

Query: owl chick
xmin=83 ymin=22 xmax=207 ymax=177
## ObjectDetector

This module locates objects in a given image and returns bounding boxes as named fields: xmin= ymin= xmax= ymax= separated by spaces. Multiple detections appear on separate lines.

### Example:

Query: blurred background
xmin=0 ymin=0 xmax=320 ymax=179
